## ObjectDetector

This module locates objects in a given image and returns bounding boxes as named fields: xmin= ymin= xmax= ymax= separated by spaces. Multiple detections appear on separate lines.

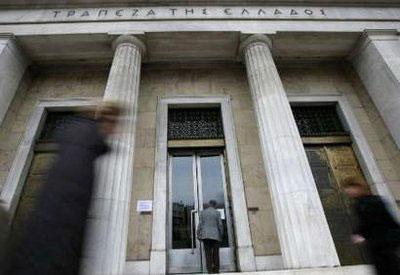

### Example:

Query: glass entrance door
xmin=168 ymin=151 xmax=235 ymax=274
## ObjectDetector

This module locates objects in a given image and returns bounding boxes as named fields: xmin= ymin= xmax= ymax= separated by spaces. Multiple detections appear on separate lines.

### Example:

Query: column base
xmin=149 ymin=250 xmax=166 ymax=275
xmin=237 ymin=245 xmax=257 ymax=272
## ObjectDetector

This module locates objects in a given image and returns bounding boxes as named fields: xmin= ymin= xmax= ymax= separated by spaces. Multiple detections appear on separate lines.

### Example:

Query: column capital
xmin=239 ymin=34 xmax=272 ymax=54
xmin=112 ymin=34 xmax=146 ymax=56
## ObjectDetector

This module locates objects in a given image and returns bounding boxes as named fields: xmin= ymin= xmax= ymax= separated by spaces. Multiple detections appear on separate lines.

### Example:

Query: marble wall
xmin=280 ymin=63 xmax=400 ymax=204
xmin=0 ymin=61 xmax=399 ymax=264
xmin=345 ymin=66 xmax=400 ymax=205
xmin=0 ymin=66 xmax=107 ymax=191
xmin=127 ymin=62 xmax=400 ymax=261
xmin=127 ymin=65 xmax=280 ymax=260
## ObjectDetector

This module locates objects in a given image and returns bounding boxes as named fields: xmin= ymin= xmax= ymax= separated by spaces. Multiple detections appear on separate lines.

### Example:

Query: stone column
xmin=350 ymin=30 xmax=400 ymax=148
xmin=83 ymin=35 xmax=145 ymax=275
xmin=240 ymin=34 xmax=339 ymax=269
xmin=0 ymin=34 xmax=29 ymax=125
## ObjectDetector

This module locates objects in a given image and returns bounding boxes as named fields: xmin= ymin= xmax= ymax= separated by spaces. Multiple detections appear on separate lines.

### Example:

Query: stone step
xmin=201 ymin=265 xmax=374 ymax=275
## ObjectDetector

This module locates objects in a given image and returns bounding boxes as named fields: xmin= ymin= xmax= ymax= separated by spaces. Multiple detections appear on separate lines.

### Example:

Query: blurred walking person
xmin=343 ymin=177 xmax=400 ymax=275
xmin=197 ymin=200 xmax=223 ymax=274
xmin=5 ymin=102 xmax=121 ymax=275
xmin=0 ymin=204 xmax=10 ymax=275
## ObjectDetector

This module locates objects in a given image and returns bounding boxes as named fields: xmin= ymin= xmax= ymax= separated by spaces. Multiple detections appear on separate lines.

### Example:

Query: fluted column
xmin=240 ymin=34 xmax=339 ymax=269
xmin=83 ymin=35 xmax=145 ymax=275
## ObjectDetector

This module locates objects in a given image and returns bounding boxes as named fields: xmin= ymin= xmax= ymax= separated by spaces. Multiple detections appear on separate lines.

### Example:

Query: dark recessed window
xmin=168 ymin=108 xmax=224 ymax=140
xmin=292 ymin=105 xmax=347 ymax=137
xmin=39 ymin=111 xmax=79 ymax=142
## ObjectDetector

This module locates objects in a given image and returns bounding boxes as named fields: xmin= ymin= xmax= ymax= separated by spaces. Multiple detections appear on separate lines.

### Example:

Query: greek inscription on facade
xmin=81 ymin=11 xmax=90 ymax=17
xmin=53 ymin=10 xmax=61 ymax=18
xmin=241 ymin=9 xmax=250 ymax=15
xmin=50 ymin=7 xmax=328 ymax=20
xmin=185 ymin=8 xmax=194 ymax=15
xmin=147 ymin=9 xmax=155 ymax=16
xmin=224 ymin=8 xmax=232 ymax=15
xmin=98 ymin=9 xmax=108 ymax=16
xmin=67 ymin=10 xmax=75 ymax=17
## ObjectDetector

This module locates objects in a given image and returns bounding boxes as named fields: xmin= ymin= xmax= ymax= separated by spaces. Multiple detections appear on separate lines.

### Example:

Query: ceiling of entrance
xmin=16 ymin=31 xmax=360 ymax=66
xmin=0 ymin=0 xmax=399 ymax=9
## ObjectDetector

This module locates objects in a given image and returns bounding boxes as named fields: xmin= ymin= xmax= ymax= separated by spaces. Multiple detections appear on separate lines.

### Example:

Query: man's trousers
xmin=203 ymin=239 xmax=220 ymax=274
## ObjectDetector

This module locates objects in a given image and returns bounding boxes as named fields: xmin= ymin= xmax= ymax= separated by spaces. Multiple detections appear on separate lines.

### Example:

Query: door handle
xmin=190 ymin=209 xmax=198 ymax=254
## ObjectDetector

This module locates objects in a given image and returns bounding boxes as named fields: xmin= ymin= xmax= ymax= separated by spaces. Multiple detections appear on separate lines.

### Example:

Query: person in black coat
xmin=5 ymin=102 xmax=121 ymax=275
xmin=0 ymin=205 xmax=9 ymax=275
xmin=343 ymin=177 xmax=400 ymax=275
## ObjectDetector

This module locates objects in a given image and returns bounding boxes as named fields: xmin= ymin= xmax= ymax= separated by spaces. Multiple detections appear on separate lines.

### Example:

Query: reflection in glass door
xmin=168 ymin=151 xmax=235 ymax=274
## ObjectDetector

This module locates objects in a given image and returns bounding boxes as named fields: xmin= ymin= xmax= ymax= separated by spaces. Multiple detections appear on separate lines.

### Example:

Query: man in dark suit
xmin=0 ymin=204 xmax=9 ymax=275
xmin=343 ymin=177 xmax=400 ymax=275
xmin=197 ymin=200 xmax=223 ymax=274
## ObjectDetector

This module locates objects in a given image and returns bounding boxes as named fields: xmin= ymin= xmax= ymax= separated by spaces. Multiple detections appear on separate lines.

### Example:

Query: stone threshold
xmin=195 ymin=265 xmax=374 ymax=275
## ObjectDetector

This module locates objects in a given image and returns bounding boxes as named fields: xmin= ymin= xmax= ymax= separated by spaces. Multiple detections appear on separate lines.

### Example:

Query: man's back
xmin=197 ymin=207 xmax=223 ymax=241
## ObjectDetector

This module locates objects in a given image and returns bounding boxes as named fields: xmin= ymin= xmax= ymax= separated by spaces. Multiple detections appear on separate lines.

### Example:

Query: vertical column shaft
xmin=83 ymin=35 xmax=145 ymax=275
xmin=241 ymin=34 xmax=339 ymax=268
xmin=350 ymin=30 xmax=400 ymax=148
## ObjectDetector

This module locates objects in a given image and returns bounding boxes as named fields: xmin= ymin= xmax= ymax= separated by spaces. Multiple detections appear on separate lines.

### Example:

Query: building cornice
xmin=1 ymin=1 xmax=400 ymax=10
xmin=2 ymin=6 xmax=400 ymax=25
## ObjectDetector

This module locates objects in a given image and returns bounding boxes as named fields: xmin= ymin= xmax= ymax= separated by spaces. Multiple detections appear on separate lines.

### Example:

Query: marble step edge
xmin=201 ymin=265 xmax=374 ymax=275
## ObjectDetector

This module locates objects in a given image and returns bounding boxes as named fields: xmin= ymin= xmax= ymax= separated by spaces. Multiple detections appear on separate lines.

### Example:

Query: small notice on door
xmin=137 ymin=200 xmax=153 ymax=213
xmin=217 ymin=209 xmax=225 ymax=220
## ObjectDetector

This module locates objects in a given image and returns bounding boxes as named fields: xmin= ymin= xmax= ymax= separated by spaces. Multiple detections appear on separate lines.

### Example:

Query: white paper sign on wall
xmin=137 ymin=200 xmax=153 ymax=213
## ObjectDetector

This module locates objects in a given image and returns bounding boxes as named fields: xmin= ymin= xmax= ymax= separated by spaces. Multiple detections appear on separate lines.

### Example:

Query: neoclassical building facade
xmin=0 ymin=1 xmax=400 ymax=274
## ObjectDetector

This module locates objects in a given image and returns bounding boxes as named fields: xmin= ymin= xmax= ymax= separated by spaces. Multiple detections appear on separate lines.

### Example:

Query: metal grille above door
xmin=168 ymin=108 xmax=224 ymax=140
xmin=292 ymin=105 xmax=347 ymax=137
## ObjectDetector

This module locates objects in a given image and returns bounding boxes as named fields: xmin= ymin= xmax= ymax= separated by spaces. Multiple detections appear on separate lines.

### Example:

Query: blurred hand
xmin=351 ymin=234 xmax=365 ymax=244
